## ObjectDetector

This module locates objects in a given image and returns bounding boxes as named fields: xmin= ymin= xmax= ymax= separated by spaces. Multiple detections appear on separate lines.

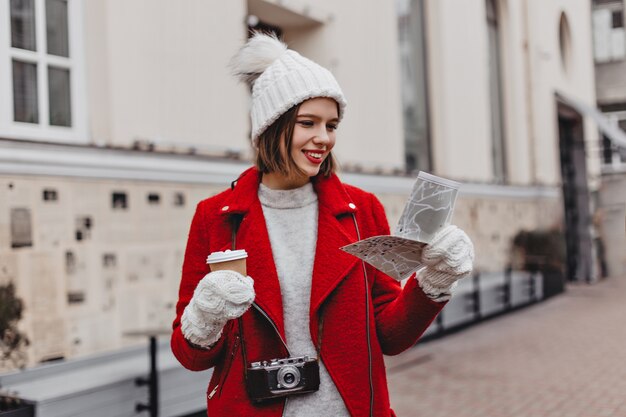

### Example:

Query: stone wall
xmin=1 ymin=174 xmax=564 ymax=370
xmin=0 ymin=175 xmax=219 ymax=367
xmin=378 ymin=192 xmax=564 ymax=273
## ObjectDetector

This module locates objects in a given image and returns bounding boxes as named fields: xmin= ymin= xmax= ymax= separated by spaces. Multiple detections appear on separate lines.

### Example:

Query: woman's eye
xmin=298 ymin=120 xmax=314 ymax=127
xmin=327 ymin=124 xmax=338 ymax=131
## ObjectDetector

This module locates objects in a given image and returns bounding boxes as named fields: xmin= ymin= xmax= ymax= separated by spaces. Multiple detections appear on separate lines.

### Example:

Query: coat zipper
xmin=351 ymin=213 xmax=375 ymax=417
xmin=207 ymin=334 xmax=240 ymax=401
xmin=207 ymin=384 xmax=219 ymax=400
xmin=216 ymin=335 xmax=239 ymax=398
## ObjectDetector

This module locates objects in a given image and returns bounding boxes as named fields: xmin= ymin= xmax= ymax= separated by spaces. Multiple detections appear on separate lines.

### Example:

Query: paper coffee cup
xmin=395 ymin=171 xmax=461 ymax=243
xmin=206 ymin=249 xmax=248 ymax=276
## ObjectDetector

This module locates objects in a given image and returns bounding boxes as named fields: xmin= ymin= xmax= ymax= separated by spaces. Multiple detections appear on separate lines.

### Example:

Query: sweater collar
xmin=258 ymin=182 xmax=317 ymax=209
xmin=220 ymin=167 xmax=357 ymax=218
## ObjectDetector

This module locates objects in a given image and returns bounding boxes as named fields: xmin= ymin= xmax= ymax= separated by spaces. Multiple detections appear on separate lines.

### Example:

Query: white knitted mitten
xmin=417 ymin=225 xmax=474 ymax=300
xmin=181 ymin=270 xmax=255 ymax=348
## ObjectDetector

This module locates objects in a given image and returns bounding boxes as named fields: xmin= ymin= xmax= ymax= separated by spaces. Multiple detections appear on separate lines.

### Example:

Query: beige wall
xmin=84 ymin=0 xmax=250 ymax=154
xmin=526 ymin=0 xmax=599 ymax=187
xmin=424 ymin=0 xmax=598 ymax=187
xmin=83 ymin=0 xmax=405 ymax=169
xmin=498 ymin=0 xmax=533 ymax=185
xmin=81 ymin=0 xmax=601 ymax=185
xmin=281 ymin=0 xmax=405 ymax=170
xmin=5 ymin=0 xmax=601 ymax=181
xmin=0 ymin=174 xmax=218 ymax=365
xmin=425 ymin=0 xmax=493 ymax=182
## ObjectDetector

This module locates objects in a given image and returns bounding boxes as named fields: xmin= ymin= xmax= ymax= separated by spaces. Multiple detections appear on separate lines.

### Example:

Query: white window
xmin=0 ymin=0 xmax=88 ymax=143
xmin=603 ymin=111 xmax=626 ymax=165
xmin=593 ymin=2 xmax=625 ymax=63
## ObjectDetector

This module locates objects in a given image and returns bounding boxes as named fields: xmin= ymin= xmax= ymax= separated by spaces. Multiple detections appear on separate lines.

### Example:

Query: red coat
xmin=171 ymin=167 xmax=445 ymax=416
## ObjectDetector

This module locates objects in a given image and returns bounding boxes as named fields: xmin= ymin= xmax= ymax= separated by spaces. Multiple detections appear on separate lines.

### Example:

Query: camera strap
xmin=229 ymin=213 xmax=324 ymax=384
xmin=229 ymin=214 xmax=250 ymax=382
xmin=226 ymin=188 xmax=373 ymax=413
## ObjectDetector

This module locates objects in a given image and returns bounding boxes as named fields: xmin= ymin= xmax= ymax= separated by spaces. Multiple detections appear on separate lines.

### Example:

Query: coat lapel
xmin=309 ymin=208 xmax=360 ymax=316
xmin=220 ymin=168 xmax=363 ymax=339
xmin=309 ymin=174 xmax=360 ymax=316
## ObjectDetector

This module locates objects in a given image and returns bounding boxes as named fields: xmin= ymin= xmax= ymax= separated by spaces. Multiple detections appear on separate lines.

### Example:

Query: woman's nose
xmin=313 ymin=128 xmax=330 ymax=143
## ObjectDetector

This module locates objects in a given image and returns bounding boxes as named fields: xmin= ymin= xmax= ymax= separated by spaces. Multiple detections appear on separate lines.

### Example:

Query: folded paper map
xmin=341 ymin=172 xmax=461 ymax=281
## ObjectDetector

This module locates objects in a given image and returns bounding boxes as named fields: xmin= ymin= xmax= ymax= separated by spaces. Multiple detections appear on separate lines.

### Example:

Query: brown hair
xmin=255 ymin=103 xmax=337 ymax=178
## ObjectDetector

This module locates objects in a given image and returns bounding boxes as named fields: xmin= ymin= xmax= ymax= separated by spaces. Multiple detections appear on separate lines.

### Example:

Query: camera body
xmin=246 ymin=355 xmax=320 ymax=402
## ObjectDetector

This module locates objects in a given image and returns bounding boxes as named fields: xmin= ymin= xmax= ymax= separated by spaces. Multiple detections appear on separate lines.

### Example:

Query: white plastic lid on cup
xmin=206 ymin=249 xmax=248 ymax=264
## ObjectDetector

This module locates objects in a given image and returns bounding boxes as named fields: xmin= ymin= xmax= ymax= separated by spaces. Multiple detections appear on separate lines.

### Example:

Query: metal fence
xmin=420 ymin=269 xmax=548 ymax=342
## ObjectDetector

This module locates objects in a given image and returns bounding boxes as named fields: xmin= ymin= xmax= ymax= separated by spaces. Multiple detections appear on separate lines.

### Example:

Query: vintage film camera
xmin=246 ymin=355 xmax=320 ymax=402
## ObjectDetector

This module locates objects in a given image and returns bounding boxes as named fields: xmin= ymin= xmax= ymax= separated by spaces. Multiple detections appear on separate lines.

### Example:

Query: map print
xmin=341 ymin=172 xmax=461 ymax=281
xmin=341 ymin=236 xmax=425 ymax=281
xmin=395 ymin=174 xmax=460 ymax=243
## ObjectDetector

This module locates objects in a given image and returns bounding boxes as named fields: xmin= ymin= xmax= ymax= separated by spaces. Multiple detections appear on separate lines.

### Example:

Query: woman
xmin=171 ymin=33 xmax=474 ymax=417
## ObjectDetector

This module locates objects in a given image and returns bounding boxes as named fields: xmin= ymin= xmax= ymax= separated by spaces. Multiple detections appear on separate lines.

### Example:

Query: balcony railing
xmin=419 ymin=268 xmax=557 ymax=342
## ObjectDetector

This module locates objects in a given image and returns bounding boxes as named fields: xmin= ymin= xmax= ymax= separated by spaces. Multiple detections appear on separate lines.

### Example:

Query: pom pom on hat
xmin=229 ymin=32 xmax=288 ymax=86
xmin=230 ymin=31 xmax=347 ymax=147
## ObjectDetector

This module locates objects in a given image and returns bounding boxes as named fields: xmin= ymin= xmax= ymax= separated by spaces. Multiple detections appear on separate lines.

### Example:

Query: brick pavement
xmin=386 ymin=277 xmax=626 ymax=417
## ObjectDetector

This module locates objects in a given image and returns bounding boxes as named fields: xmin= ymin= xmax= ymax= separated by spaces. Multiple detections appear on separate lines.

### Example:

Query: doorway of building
xmin=557 ymin=102 xmax=593 ymax=282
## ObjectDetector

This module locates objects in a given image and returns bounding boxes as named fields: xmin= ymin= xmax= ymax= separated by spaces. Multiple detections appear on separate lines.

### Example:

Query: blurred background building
xmin=592 ymin=0 xmax=626 ymax=284
xmin=1 ymin=0 xmax=625 ymax=415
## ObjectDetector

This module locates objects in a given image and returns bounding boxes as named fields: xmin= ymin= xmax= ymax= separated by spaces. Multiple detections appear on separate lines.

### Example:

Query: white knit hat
xmin=230 ymin=32 xmax=347 ymax=147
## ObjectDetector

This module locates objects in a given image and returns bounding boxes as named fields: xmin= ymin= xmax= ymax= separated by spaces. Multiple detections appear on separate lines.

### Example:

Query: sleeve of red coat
xmin=171 ymin=200 xmax=229 ymax=371
xmin=367 ymin=193 xmax=446 ymax=356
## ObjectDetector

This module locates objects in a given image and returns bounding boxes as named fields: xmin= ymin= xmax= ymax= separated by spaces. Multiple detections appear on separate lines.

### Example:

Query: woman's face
xmin=261 ymin=97 xmax=339 ymax=190
xmin=289 ymin=97 xmax=339 ymax=179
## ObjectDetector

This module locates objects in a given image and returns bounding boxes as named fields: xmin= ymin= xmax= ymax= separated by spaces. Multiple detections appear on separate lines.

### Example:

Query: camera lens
xmin=277 ymin=365 xmax=301 ymax=389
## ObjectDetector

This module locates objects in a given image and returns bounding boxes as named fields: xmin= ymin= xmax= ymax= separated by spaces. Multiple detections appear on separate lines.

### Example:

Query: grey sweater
xmin=259 ymin=182 xmax=350 ymax=417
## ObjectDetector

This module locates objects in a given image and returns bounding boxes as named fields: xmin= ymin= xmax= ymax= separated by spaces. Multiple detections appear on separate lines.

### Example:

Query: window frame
xmin=602 ymin=110 xmax=626 ymax=166
xmin=592 ymin=1 xmax=626 ymax=63
xmin=0 ymin=0 xmax=88 ymax=143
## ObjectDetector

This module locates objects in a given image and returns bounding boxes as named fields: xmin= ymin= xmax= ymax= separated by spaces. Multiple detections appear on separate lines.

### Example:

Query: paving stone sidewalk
xmin=386 ymin=277 xmax=626 ymax=417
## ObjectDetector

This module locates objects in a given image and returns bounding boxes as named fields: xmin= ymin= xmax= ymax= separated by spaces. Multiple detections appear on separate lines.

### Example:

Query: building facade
xmin=400 ymin=0 xmax=603 ymax=283
xmin=592 ymin=0 xmax=626 ymax=278
xmin=1 ymin=0 xmax=603 ymax=369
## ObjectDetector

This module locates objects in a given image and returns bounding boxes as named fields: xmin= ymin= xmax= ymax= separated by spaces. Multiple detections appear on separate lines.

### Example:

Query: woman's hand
xmin=181 ymin=270 xmax=255 ymax=349
xmin=417 ymin=225 xmax=474 ymax=301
